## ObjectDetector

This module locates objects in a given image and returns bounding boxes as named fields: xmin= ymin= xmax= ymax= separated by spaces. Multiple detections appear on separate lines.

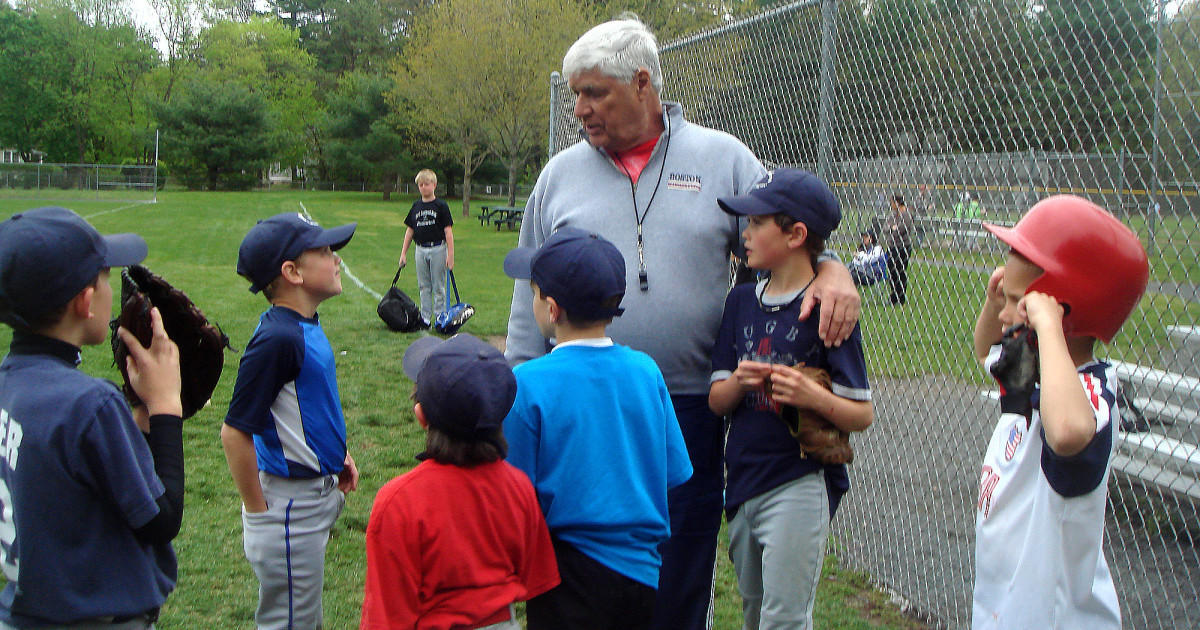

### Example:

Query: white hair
xmin=562 ymin=16 xmax=663 ymax=92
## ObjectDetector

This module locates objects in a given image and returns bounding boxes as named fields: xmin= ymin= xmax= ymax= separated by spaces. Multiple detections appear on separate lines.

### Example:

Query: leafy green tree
xmin=0 ymin=4 xmax=63 ymax=160
xmin=271 ymin=0 xmax=425 ymax=78
xmin=0 ymin=1 xmax=158 ymax=168
xmin=192 ymin=17 xmax=321 ymax=172
xmin=153 ymin=79 xmax=280 ymax=189
xmin=322 ymin=72 xmax=413 ymax=199
xmin=478 ymin=0 xmax=593 ymax=206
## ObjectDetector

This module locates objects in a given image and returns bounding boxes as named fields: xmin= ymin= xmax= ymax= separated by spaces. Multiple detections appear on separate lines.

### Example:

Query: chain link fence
xmin=550 ymin=0 xmax=1200 ymax=627
xmin=0 ymin=163 xmax=157 ymax=203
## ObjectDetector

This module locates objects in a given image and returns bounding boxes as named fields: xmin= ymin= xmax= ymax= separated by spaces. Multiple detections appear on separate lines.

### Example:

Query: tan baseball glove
xmin=771 ymin=365 xmax=854 ymax=465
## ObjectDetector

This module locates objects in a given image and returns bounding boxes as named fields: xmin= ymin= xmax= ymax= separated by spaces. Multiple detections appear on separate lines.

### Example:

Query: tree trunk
xmin=381 ymin=171 xmax=394 ymax=201
xmin=507 ymin=159 xmax=520 ymax=206
xmin=460 ymin=145 xmax=473 ymax=217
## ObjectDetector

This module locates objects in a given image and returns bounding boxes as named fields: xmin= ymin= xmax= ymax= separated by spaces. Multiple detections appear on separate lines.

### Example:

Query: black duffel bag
xmin=377 ymin=266 xmax=424 ymax=332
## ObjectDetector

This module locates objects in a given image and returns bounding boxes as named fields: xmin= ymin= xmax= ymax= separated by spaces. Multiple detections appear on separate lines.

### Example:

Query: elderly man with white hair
xmin=505 ymin=16 xmax=861 ymax=629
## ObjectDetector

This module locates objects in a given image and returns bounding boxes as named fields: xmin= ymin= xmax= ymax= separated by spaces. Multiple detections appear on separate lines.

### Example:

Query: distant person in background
xmin=882 ymin=194 xmax=915 ymax=305
xmin=953 ymin=192 xmax=984 ymax=250
xmin=849 ymin=231 xmax=887 ymax=287
xmin=399 ymin=169 xmax=454 ymax=328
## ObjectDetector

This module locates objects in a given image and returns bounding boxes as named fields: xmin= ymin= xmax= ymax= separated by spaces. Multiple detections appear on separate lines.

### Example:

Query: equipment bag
xmin=377 ymin=266 xmax=424 ymax=332
xmin=434 ymin=270 xmax=475 ymax=335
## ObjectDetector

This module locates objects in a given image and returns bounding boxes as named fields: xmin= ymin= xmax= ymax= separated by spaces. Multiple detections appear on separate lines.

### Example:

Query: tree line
xmin=0 ymin=0 xmax=764 ymax=208
xmin=1 ymin=0 xmax=1194 ymax=207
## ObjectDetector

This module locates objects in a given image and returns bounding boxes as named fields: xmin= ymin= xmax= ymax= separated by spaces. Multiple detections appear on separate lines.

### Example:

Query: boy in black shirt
xmin=398 ymin=169 xmax=454 ymax=327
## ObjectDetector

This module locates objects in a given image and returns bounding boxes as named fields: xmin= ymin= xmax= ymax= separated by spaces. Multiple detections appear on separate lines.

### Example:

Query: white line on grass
xmin=82 ymin=203 xmax=144 ymax=220
xmin=298 ymin=202 xmax=382 ymax=300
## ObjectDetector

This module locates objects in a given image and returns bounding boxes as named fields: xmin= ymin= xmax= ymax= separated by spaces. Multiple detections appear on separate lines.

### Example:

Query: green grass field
xmin=0 ymin=189 xmax=1066 ymax=629
xmin=2 ymin=190 xmax=1195 ymax=628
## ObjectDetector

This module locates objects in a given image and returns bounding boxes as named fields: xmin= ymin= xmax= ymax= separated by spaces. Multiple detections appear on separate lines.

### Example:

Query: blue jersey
xmin=0 ymin=334 xmax=174 ymax=626
xmin=225 ymin=306 xmax=346 ymax=478
xmin=711 ymin=280 xmax=871 ymax=519
xmin=504 ymin=339 xmax=693 ymax=588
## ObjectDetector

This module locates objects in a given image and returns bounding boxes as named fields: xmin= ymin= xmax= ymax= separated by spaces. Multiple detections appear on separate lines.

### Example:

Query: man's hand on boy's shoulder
xmin=801 ymin=260 xmax=861 ymax=347
xmin=117 ymin=307 xmax=182 ymax=419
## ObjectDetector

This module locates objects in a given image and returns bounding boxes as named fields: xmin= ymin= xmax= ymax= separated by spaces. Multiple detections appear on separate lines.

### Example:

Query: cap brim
xmin=402 ymin=335 xmax=444 ymax=381
xmin=717 ymin=195 xmax=778 ymax=217
xmin=101 ymin=233 xmax=148 ymax=267
xmin=503 ymin=247 xmax=536 ymax=280
xmin=312 ymin=223 xmax=356 ymax=251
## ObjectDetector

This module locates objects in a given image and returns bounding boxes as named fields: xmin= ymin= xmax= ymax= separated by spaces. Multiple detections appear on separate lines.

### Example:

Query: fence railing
xmin=551 ymin=0 xmax=1200 ymax=627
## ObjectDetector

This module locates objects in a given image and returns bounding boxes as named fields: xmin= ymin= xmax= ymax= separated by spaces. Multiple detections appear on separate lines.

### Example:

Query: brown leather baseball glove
xmin=771 ymin=365 xmax=854 ymax=465
xmin=110 ymin=265 xmax=233 ymax=419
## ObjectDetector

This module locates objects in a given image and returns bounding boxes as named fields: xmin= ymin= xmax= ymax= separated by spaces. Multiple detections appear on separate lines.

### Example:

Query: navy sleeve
xmin=79 ymin=388 xmax=165 ymax=530
xmin=1040 ymin=365 xmax=1117 ymax=498
xmin=403 ymin=203 xmax=418 ymax=229
xmin=439 ymin=199 xmax=454 ymax=227
xmin=824 ymin=324 xmax=871 ymax=401
xmin=224 ymin=325 xmax=302 ymax=435
xmin=711 ymin=289 xmax=741 ymax=377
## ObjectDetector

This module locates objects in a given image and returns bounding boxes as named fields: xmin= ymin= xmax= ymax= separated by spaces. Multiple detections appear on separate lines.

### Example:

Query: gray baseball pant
xmin=728 ymin=472 xmax=830 ymax=630
xmin=242 ymin=473 xmax=345 ymax=630
xmin=415 ymin=243 xmax=448 ymax=322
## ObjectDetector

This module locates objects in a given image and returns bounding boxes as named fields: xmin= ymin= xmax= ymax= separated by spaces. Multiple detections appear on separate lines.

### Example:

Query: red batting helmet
xmin=984 ymin=195 xmax=1149 ymax=344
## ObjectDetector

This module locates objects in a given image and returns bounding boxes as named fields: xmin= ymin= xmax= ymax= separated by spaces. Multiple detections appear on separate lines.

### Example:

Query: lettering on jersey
xmin=666 ymin=173 xmax=701 ymax=192
xmin=978 ymin=465 xmax=1000 ymax=518
xmin=0 ymin=409 xmax=21 ymax=471
xmin=1004 ymin=424 xmax=1023 ymax=461
xmin=0 ymin=409 xmax=21 ymax=580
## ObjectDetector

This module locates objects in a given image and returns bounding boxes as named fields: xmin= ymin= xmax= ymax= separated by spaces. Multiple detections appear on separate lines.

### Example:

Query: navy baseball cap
xmin=0 ymin=207 xmax=147 ymax=328
xmin=717 ymin=169 xmax=842 ymax=239
xmin=502 ymin=227 xmax=625 ymax=320
xmin=402 ymin=334 xmax=517 ymax=442
xmin=237 ymin=212 xmax=356 ymax=293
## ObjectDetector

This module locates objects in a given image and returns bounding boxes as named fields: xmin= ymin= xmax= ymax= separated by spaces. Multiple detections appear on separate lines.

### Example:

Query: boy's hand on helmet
xmin=1020 ymin=292 xmax=1065 ymax=333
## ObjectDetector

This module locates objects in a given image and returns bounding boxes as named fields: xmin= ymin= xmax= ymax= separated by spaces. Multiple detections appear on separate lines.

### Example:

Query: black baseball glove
xmin=110 ymin=265 xmax=233 ymax=419
xmin=990 ymin=323 xmax=1039 ymax=424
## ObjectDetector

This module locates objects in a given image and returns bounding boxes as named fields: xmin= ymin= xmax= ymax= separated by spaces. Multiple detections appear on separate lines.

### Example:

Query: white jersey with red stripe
xmin=973 ymin=345 xmax=1121 ymax=630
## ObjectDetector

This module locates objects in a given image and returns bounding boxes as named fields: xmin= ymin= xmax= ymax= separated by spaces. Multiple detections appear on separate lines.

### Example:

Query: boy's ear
xmin=69 ymin=285 xmax=96 ymax=321
xmin=545 ymin=295 xmax=563 ymax=323
xmin=414 ymin=402 xmax=429 ymax=429
xmin=786 ymin=222 xmax=810 ymax=250
xmin=279 ymin=259 xmax=303 ymax=286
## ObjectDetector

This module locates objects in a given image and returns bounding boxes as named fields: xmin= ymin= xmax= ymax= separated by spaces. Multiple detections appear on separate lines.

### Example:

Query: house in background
xmin=1 ymin=149 xmax=46 ymax=164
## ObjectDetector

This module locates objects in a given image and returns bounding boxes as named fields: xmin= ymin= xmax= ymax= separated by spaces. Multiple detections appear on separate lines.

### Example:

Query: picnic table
xmin=484 ymin=206 xmax=523 ymax=230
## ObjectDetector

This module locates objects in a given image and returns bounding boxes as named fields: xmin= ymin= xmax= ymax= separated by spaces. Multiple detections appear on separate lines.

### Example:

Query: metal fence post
xmin=817 ymin=0 xmax=839 ymax=183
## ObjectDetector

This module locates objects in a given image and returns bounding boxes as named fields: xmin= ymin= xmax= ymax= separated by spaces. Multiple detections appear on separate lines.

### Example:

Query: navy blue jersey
xmin=225 ymin=306 xmax=347 ymax=478
xmin=0 ymin=334 xmax=174 ymax=626
xmin=711 ymin=280 xmax=871 ymax=519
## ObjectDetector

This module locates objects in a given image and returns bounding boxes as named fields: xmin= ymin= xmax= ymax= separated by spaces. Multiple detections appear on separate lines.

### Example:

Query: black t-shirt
xmin=404 ymin=198 xmax=453 ymax=246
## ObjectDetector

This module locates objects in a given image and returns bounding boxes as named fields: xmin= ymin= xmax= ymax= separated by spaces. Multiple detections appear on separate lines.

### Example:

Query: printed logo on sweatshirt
xmin=667 ymin=173 xmax=702 ymax=192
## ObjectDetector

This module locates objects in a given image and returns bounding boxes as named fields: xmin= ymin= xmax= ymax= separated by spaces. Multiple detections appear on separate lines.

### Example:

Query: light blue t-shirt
xmin=504 ymin=339 xmax=692 ymax=587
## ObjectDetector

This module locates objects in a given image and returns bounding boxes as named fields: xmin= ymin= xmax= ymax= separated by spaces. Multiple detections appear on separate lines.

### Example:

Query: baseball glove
xmin=990 ymin=323 xmax=1039 ymax=425
xmin=110 ymin=265 xmax=233 ymax=419
xmin=770 ymin=365 xmax=854 ymax=465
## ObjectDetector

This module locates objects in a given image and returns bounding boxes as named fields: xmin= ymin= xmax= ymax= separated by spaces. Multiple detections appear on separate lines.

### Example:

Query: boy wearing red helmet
xmin=971 ymin=195 xmax=1148 ymax=629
